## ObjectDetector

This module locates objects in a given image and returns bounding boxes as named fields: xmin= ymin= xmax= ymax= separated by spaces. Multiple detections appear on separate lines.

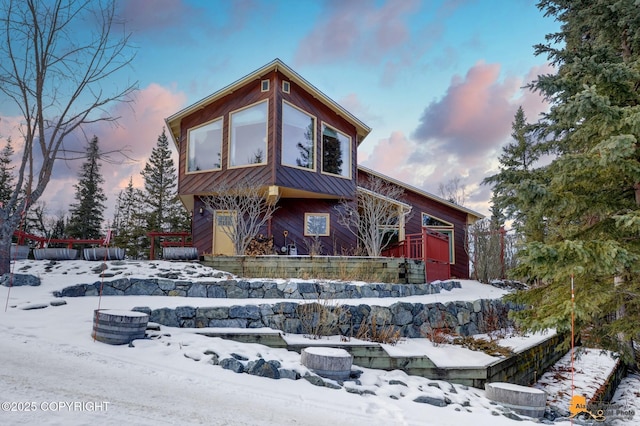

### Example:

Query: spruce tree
xmin=66 ymin=136 xmax=106 ymax=240
xmin=0 ymin=138 xmax=14 ymax=207
xmin=483 ymin=106 xmax=546 ymax=241
xmin=506 ymin=0 xmax=640 ymax=360
xmin=112 ymin=177 xmax=148 ymax=259
xmin=141 ymin=129 xmax=189 ymax=233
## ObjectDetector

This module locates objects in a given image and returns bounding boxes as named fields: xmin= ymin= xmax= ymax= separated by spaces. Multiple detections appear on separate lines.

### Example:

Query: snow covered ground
xmin=1 ymin=259 xmax=638 ymax=425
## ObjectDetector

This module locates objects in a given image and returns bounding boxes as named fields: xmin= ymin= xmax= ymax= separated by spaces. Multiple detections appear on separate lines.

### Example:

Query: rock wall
xmin=53 ymin=278 xmax=517 ymax=337
xmin=129 ymin=298 xmax=516 ymax=338
xmin=53 ymin=278 xmax=462 ymax=299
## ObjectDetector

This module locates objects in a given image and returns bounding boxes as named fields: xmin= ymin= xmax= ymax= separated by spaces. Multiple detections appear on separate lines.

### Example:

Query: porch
xmin=382 ymin=229 xmax=451 ymax=283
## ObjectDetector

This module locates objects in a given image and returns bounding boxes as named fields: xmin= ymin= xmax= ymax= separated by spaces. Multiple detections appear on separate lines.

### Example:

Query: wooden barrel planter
xmin=10 ymin=245 xmax=30 ymax=260
xmin=92 ymin=309 xmax=149 ymax=345
xmin=83 ymin=247 xmax=125 ymax=261
xmin=301 ymin=347 xmax=353 ymax=381
xmin=485 ymin=382 xmax=547 ymax=418
xmin=33 ymin=248 xmax=78 ymax=260
xmin=162 ymin=246 xmax=198 ymax=260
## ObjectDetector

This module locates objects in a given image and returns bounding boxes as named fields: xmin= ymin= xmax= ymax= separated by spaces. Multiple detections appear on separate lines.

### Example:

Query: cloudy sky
xmin=0 ymin=0 xmax=559 ymax=221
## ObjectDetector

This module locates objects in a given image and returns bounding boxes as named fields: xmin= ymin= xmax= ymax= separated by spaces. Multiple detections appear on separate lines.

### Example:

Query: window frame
xmin=281 ymin=101 xmax=317 ymax=171
xmin=304 ymin=213 xmax=330 ymax=237
xmin=228 ymin=100 xmax=269 ymax=169
xmin=186 ymin=117 xmax=224 ymax=174
xmin=261 ymin=79 xmax=270 ymax=92
xmin=282 ymin=80 xmax=290 ymax=93
xmin=320 ymin=122 xmax=352 ymax=179
xmin=421 ymin=212 xmax=455 ymax=264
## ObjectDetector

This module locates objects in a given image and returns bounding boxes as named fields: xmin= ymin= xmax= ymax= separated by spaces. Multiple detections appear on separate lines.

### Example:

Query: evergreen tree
xmin=141 ymin=129 xmax=189 ymax=233
xmin=0 ymin=138 xmax=14 ymax=207
xmin=112 ymin=177 xmax=148 ymax=259
xmin=483 ymin=106 xmax=546 ymax=241
xmin=506 ymin=0 xmax=640 ymax=360
xmin=66 ymin=136 xmax=106 ymax=239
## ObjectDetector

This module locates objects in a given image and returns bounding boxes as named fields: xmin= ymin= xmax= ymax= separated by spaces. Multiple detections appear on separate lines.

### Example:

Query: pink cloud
xmin=89 ymin=83 xmax=187 ymax=209
xmin=3 ymin=83 xmax=187 ymax=219
xmin=294 ymin=0 xmax=420 ymax=66
xmin=520 ymin=63 xmax=555 ymax=121
xmin=413 ymin=61 xmax=518 ymax=155
xmin=361 ymin=62 xmax=552 ymax=216
xmin=359 ymin=131 xmax=417 ymax=184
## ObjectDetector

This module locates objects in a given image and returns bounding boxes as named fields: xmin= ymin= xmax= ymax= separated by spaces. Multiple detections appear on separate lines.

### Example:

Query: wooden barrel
xmin=162 ymin=247 xmax=198 ymax=260
xmin=485 ymin=382 xmax=547 ymax=418
xmin=10 ymin=245 xmax=30 ymax=260
xmin=33 ymin=248 xmax=78 ymax=260
xmin=92 ymin=309 xmax=149 ymax=345
xmin=301 ymin=347 xmax=353 ymax=381
xmin=83 ymin=247 xmax=125 ymax=261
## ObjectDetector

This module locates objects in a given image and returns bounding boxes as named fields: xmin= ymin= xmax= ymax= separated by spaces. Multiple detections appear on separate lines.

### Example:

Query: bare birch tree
xmin=336 ymin=177 xmax=410 ymax=257
xmin=438 ymin=176 xmax=467 ymax=206
xmin=0 ymin=0 xmax=137 ymax=275
xmin=200 ymin=179 xmax=279 ymax=256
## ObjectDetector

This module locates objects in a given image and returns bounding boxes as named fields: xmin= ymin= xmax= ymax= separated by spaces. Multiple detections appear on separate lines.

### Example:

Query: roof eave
xmin=357 ymin=166 xmax=485 ymax=220
xmin=165 ymin=58 xmax=372 ymax=148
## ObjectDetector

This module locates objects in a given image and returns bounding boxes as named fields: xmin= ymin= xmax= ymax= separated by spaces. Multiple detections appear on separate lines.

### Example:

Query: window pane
xmin=282 ymin=103 xmax=314 ymax=169
xmin=187 ymin=119 xmax=222 ymax=172
xmin=422 ymin=213 xmax=449 ymax=227
xmin=230 ymin=101 xmax=268 ymax=167
xmin=305 ymin=213 xmax=329 ymax=236
xmin=322 ymin=124 xmax=350 ymax=177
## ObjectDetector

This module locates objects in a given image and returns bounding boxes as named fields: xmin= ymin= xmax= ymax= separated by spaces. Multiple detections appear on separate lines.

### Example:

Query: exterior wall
xmin=191 ymin=196 xmax=356 ymax=257
xmin=274 ymin=73 xmax=358 ymax=198
xmin=173 ymin=65 xmax=476 ymax=275
xmin=177 ymin=75 xmax=274 ymax=197
xmin=192 ymin=197 xmax=213 ymax=256
xmin=403 ymin=190 xmax=470 ymax=279
xmin=358 ymin=169 xmax=471 ymax=279
xmin=270 ymin=198 xmax=356 ymax=256
xmin=176 ymin=69 xmax=359 ymax=199
xmin=179 ymin=69 xmax=361 ymax=255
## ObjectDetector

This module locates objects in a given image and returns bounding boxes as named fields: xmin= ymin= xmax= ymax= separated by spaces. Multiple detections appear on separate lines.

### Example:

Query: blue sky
xmin=1 ymin=0 xmax=559 ymax=220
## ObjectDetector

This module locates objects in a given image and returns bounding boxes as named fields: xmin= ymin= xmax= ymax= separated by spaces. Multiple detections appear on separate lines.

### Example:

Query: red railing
xmin=13 ymin=230 xmax=106 ymax=249
xmin=147 ymin=231 xmax=191 ymax=260
xmin=382 ymin=228 xmax=451 ymax=282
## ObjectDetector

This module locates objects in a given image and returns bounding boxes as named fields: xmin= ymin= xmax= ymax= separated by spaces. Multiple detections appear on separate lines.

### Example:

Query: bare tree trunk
xmin=0 ymin=0 xmax=137 ymax=275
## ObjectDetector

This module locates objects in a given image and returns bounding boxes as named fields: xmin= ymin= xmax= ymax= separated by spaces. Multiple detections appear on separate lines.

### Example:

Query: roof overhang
xmin=165 ymin=58 xmax=372 ymax=149
xmin=357 ymin=186 xmax=412 ymax=213
xmin=358 ymin=166 xmax=485 ymax=222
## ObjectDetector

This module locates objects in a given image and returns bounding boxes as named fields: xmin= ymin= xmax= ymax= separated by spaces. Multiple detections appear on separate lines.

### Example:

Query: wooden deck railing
xmin=382 ymin=229 xmax=450 ymax=282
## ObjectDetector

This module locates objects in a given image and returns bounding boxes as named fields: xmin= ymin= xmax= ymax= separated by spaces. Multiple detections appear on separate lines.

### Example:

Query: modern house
xmin=165 ymin=59 xmax=482 ymax=279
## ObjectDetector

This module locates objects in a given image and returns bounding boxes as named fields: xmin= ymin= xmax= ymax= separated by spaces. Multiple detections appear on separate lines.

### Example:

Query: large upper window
xmin=282 ymin=102 xmax=315 ymax=170
xmin=187 ymin=118 xmax=223 ymax=172
xmin=321 ymin=123 xmax=350 ymax=178
xmin=229 ymin=100 xmax=268 ymax=168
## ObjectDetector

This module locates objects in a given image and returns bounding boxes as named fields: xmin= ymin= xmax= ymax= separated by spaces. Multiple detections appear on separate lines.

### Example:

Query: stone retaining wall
xmin=129 ymin=298 xmax=516 ymax=338
xmin=53 ymin=278 xmax=516 ymax=337
xmin=53 ymin=278 xmax=462 ymax=300
xmin=201 ymin=256 xmax=426 ymax=284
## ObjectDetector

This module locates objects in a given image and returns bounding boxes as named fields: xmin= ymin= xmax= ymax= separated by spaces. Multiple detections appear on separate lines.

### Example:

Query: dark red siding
xmin=177 ymin=75 xmax=275 ymax=196
xmin=358 ymin=169 xmax=471 ymax=279
xmin=274 ymin=73 xmax=357 ymax=198
xmin=270 ymin=198 xmax=357 ymax=256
